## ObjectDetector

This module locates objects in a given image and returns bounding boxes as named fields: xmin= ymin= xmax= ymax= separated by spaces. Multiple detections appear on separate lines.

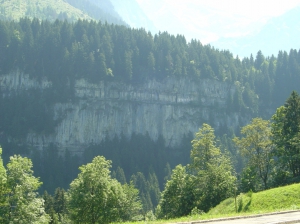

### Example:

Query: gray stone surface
xmin=1 ymin=71 xmax=250 ymax=151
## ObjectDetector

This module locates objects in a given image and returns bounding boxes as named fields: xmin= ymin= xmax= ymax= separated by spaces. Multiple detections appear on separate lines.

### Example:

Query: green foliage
xmin=158 ymin=124 xmax=236 ymax=219
xmin=190 ymin=124 xmax=237 ymax=212
xmin=115 ymin=166 xmax=127 ymax=184
xmin=157 ymin=165 xmax=196 ymax=219
xmin=209 ymin=183 xmax=300 ymax=215
xmin=0 ymin=153 xmax=50 ymax=223
xmin=240 ymin=166 xmax=259 ymax=193
xmin=83 ymin=133 xmax=185 ymax=212
xmin=0 ymin=147 xmax=8 ymax=223
xmin=129 ymin=172 xmax=150 ymax=211
xmin=190 ymin=124 xmax=221 ymax=171
xmin=43 ymin=188 xmax=69 ymax=224
xmin=234 ymin=118 xmax=273 ymax=190
xmin=43 ymin=191 xmax=58 ymax=224
xmin=120 ymin=183 xmax=143 ymax=221
xmin=190 ymin=207 xmax=204 ymax=216
xmin=272 ymin=91 xmax=300 ymax=179
xmin=67 ymin=156 xmax=141 ymax=224
xmin=1 ymin=18 xmax=298 ymax=112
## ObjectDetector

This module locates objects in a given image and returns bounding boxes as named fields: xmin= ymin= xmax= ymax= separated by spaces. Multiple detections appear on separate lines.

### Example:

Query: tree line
xmin=0 ymin=18 xmax=300 ymax=112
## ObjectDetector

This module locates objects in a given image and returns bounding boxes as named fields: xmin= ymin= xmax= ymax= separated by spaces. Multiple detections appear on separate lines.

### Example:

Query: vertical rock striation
xmin=1 ymin=71 xmax=242 ymax=151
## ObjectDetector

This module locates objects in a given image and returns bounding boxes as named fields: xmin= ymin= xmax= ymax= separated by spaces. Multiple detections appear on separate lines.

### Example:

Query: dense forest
xmin=1 ymin=18 xmax=300 ymax=111
xmin=0 ymin=17 xmax=300 ymax=222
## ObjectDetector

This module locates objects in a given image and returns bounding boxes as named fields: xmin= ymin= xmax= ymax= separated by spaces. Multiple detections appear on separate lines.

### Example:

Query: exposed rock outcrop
xmin=0 ymin=71 xmax=243 ymax=151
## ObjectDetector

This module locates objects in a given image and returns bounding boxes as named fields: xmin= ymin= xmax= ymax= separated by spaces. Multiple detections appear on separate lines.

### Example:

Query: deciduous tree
xmin=4 ymin=155 xmax=50 ymax=223
xmin=157 ymin=165 xmax=195 ymax=219
xmin=0 ymin=147 xmax=8 ymax=223
xmin=234 ymin=118 xmax=273 ymax=190
xmin=190 ymin=124 xmax=236 ymax=212
xmin=67 ymin=156 xmax=141 ymax=224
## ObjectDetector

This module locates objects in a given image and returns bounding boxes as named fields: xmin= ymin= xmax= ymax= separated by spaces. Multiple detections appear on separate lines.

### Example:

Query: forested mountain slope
xmin=0 ymin=0 xmax=92 ymax=21
xmin=110 ymin=0 xmax=157 ymax=33
xmin=0 ymin=18 xmax=300 ymax=198
xmin=0 ymin=0 xmax=127 ymax=25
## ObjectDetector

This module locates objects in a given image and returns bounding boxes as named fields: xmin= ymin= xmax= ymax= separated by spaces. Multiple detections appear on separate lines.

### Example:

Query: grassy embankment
xmin=117 ymin=183 xmax=300 ymax=224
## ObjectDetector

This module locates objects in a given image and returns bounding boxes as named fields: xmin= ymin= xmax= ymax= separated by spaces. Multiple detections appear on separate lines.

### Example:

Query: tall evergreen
xmin=272 ymin=91 xmax=300 ymax=178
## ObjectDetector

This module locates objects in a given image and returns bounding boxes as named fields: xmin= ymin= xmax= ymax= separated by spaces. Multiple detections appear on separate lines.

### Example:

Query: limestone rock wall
xmin=1 ymin=71 xmax=241 ymax=151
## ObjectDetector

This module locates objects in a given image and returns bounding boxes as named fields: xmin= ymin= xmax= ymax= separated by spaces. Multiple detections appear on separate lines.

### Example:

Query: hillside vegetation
xmin=111 ymin=183 xmax=300 ymax=223
xmin=0 ymin=0 xmax=92 ymax=21
xmin=0 ymin=0 xmax=127 ymax=25
xmin=209 ymin=183 xmax=300 ymax=215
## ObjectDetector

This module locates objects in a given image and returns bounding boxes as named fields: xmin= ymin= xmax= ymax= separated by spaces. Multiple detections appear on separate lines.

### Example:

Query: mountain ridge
xmin=0 ymin=0 xmax=127 ymax=26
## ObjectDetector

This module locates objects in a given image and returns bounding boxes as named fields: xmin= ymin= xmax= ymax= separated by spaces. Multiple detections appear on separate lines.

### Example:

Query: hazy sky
xmin=136 ymin=0 xmax=300 ymax=43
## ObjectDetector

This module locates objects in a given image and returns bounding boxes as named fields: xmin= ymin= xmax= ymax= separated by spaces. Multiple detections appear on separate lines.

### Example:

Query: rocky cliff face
xmin=0 ymin=71 xmax=242 ymax=151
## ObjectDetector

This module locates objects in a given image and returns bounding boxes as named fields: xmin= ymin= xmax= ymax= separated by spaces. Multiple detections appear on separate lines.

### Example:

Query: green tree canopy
xmin=234 ymin=118 xmax=273 ymax=190
xmin=190 ymin=124 xmax=236 ymax=212
xmin=157 ymin=124 xmax=236 ymax=218
xmin=272 ymin=91 xmax=300 ymax=178
xmin=0 ymin=147 xmax=8 ymax=223
xmin=157 ymin=164 xmax=195 ymax=219
xmin=67 ymin=155 xmax=141 ymax=224
xmin=190 ymin=124 xmax=221 ymax=171
xmin=0 ymin=154 xmax=50 ymax=223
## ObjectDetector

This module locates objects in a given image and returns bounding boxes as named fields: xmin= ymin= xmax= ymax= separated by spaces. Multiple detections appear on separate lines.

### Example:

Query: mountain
xmin=0 ymin=0 xmax=127 ymax=26
xmin=0 ymin=0 xmax=92 ymax=21
xmin=212 ymin=6 xmax=300 ymax=58
xmin=110 ymin=0 xmax=157 ymax=33
xmin=66 ymin=0 xmax=127 ymax=25
xmin=0 ymin=10 xmax=300 ymax=199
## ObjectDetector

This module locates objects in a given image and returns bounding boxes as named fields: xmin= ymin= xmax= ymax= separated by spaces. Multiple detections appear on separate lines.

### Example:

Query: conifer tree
xmin=272 ymin=91 xmax=300 ymax=178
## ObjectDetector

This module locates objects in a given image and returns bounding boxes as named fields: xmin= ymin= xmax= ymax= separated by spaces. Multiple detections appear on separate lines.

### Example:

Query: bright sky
xmin=189 ymin=0 xmax=300 ymax=18
xmin=136 ymin=0 xmax=300 ymax=43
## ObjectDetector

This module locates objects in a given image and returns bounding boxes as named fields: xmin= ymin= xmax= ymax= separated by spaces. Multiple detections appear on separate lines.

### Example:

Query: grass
xmin=209 ymin=183 xmax=300 ymax=215
xmin=115 ymin=183 xmax=300 ymax=224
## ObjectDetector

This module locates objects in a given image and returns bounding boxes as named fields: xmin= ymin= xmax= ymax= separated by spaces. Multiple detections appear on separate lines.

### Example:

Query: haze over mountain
xmin=110 ymin=0 xmax=157 ymax=33
xmin=66 ymin=0 xmax=127 ymax=25
xmin=212 ymin=6 xmax=300 ymax=57
xmin=134 ymin=0 xmax=300 ymax=58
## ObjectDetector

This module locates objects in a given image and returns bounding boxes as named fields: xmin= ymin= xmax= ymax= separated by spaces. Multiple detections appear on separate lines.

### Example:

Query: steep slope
xmin=0 ymin=0 xmax=92 ymax=21
xmin=209 ymin=183 xmax=300 ymax=215
xmin=110 ymin=0 xmax=157 ymax=33
xmin=0 ymin=0 xmax=127 ymax=26
xmin=212 ymin=6 xmax=300 ymax=57
xmin=0 ymin=71 xmax=239 ymax=150
xmin=66 ymin=0 xmax=127 ymax=26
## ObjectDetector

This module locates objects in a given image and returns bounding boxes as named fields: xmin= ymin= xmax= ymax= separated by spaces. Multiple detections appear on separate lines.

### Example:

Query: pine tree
xmin=272 ymin=91 xmax=300 ymax=178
